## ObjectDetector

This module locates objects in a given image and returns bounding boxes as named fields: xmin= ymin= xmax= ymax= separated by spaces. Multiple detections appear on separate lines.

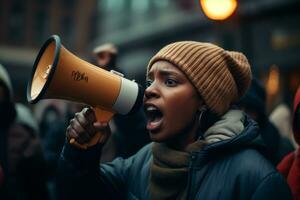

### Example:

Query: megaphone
xmin=27 ymin=35 xmax=144 ymax=149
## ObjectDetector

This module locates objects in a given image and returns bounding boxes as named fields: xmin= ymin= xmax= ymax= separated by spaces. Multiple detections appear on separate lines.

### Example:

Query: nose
xmin=144 ymin=81 xmax=160 ymax=100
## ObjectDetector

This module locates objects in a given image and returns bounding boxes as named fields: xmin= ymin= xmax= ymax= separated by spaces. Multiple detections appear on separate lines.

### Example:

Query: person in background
xmin=40 ymin=104 xmax=66 ymax=175
xmin=7 ymin=103 xmax=49 ymax=200
xmin=277 ymin=86 xmax=300 ymax=200
xmin=0 ymin=64 xmax=48 ymax=200
xmin=93 ymin=43 xmax=149 ymax=161
xmin=37 ymin=103 xmax=64 ymax=200
xmin=237 ymin=78 xmax=294 ymax=165
xmin=270 ymin=104 xmax=298 ymax=148
xmin=58 ymin=42 xmax=292 ymax=200
xmin=93 ymin=43 xmax=118 ymax=70
xmin=39 ymin=105 xmax=63 ymax=138
xmin=0 ymin=64 xmax=17 ymax=199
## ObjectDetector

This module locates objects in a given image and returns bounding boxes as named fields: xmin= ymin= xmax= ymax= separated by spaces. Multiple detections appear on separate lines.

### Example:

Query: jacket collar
xmin=189 ymin=115 xmax=260 ymax=167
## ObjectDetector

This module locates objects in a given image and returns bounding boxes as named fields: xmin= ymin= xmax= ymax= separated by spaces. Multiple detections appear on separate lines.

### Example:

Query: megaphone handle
xmin=69 ymin=107 xmax=115 ymax=150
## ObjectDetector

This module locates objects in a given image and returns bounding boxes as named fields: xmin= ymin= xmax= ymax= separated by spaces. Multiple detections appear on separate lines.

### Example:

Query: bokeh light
xmin=200 ymin=0 xmax=237 ymax=20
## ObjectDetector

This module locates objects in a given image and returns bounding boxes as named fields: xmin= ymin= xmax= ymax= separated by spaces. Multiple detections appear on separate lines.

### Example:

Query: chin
xmin=149 ymin=132 xmax=164 ymax=142
xmin=149 ymin=134 xmax=160 ymax=142
xmin=149 ymin=131 xmax=174 ymax=143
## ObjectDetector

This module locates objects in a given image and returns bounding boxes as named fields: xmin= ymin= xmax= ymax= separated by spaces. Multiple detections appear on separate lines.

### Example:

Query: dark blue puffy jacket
xmin=57 ymin=117 xmax=292 ymax=200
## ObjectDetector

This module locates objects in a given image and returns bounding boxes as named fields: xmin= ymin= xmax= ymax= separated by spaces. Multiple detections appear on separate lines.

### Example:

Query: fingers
xmin=83 ymin=107 xmax=97 ymax=123
xmin=66 ymin=107 xmax=111 ymax=146
xmin=66 ymin=124 xmax=80 ymax=143
xmin=74 ymin=112 xmax=95 ymax=141
xmin=66 ymin=108 xmax=96 ymax=144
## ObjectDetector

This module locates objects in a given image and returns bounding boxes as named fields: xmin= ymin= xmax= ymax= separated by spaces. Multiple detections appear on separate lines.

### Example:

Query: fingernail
xmin=70 ymin=138 xmax=75 ymax=144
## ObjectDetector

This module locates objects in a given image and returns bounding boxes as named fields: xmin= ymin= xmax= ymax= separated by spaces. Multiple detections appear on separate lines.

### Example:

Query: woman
xmin=57 ymin=42 xmax=292 ymax=200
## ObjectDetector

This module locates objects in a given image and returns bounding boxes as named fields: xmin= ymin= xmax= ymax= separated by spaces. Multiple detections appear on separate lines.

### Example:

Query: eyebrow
xmin=148 ymin=68 xmax=181 ymax=78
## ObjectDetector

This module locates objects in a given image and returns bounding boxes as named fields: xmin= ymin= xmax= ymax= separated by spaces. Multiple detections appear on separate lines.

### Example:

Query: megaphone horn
xmin=27 ymin=35 xmax=144 ymax=149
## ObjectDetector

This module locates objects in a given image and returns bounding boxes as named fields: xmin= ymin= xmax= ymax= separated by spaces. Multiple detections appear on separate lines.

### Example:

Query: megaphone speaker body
xmin=27 ymin=35 xmax=144 ymax=148
xmin=28 ymin=35 xmax=143 ymax=117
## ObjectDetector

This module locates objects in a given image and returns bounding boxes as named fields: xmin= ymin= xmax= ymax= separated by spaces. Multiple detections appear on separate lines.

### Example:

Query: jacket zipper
xmin=186 ymin=153 xmax=196 ymax=200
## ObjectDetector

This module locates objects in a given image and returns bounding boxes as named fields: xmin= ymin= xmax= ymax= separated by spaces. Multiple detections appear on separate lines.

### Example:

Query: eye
xmin=165 ymin=78 xmax=177 ymax=87
xmin=145 ymin=79 xmax=153 ymax=88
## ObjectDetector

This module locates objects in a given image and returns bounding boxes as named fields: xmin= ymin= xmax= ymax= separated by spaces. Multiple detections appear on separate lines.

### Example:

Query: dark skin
xmin=66 ymin=61 xmax=204 ymax=151
xmin=66 ymin=108 xmax=110 ymax=145
xmin=96 ymin=52 xmax=114 ymax=70
xmin=144 ymin=61 xmax=204 ymax=150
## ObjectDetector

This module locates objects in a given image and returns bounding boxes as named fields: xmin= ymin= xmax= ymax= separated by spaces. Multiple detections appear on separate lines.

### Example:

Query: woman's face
xmin=144 ymin=61 xmax=203 ymax=146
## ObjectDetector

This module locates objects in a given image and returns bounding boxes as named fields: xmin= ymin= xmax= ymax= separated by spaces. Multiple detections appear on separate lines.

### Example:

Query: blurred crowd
xmin=0 ymin=43 xmax=299 ymax=200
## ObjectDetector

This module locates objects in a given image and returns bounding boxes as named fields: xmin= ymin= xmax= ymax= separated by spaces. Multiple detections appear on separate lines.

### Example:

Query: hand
xmin=66 ymin=107 xmax=111 ymax=148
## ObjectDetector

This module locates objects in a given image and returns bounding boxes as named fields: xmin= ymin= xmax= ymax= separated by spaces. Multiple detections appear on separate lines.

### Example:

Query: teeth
xmin=147 ymin=106 xmax=157 ymax=112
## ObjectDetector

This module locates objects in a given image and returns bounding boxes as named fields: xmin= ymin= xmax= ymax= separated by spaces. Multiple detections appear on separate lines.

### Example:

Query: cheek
xmin=167 ymin=88 xmax=198 ymax=109
xmin=164 ymin=91 xmax=198 ymax=126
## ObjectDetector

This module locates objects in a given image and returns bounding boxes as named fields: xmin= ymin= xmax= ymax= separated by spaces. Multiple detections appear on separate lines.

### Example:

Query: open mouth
xmin=144 ymin=104 xmax=163 ymax=132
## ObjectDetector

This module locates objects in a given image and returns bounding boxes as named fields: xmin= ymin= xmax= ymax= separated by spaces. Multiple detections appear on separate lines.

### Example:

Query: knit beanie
xmin=147 ymin=41 xmax=252 ymax=116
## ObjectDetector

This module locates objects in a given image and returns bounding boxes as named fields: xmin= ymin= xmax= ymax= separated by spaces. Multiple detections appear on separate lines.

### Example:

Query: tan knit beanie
xmin=147 ymin=41 xmax=252 ymax=116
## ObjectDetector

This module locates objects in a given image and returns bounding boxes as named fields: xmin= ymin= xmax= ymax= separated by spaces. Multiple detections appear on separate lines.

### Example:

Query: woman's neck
xmin=165 ymin=121 xmax=199 ymax=151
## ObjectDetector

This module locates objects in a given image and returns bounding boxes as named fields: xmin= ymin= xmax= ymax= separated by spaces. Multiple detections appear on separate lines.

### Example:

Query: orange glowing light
xmin=200 ymin=0 xmax=238 ymax=20
xmin=267 ymin=65 xmax=280 ymax=96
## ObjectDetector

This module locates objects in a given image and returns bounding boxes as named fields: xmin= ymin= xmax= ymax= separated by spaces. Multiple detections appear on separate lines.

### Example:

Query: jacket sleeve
xmin=251 ymin=172 xmax=293 ymax=200
xmin=56 ymin=141 xmax=134 ymax=200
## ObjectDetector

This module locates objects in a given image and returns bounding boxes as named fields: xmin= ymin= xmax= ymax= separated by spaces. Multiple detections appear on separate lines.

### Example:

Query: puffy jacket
xmin=57 ymin=116 xmax=292 ymax=200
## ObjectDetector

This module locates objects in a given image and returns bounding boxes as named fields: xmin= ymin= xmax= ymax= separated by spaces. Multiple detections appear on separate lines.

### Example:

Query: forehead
xmin=147 ymin=61 xmax=183 ymax=77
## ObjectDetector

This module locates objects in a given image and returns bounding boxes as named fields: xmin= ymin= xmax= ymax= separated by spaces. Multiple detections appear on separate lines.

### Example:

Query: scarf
xmin=149 ymin=140 xmax=206 ymax=200
xmin=149 ymin=109 xmax=245 ymax=200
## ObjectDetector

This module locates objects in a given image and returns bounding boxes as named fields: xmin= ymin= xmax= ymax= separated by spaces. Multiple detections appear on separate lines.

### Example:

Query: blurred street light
xmin=200 ymin=0 xmax=237 ymax=20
